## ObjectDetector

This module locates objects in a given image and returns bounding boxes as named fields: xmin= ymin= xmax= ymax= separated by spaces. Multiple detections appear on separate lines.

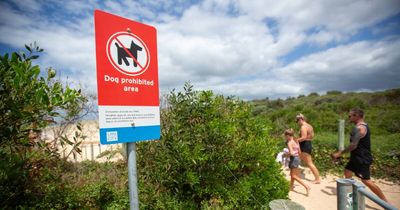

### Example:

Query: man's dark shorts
xmin=299 ymin=141 xmax=312 ymax=154
xmin=345 ymin=160 xmax=371 ymax=180
xmin=289 ymin=156 xmax=300 ymax=169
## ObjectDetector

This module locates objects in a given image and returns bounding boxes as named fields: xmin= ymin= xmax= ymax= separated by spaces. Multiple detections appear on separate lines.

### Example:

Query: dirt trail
xmin=282 ymin=167 xmax=400 ymax=210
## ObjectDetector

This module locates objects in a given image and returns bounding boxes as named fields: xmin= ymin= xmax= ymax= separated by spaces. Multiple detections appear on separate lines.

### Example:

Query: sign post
xmin=338 ymin=119 xmax=345 ymax=151
xmin=94 ymin=10 xmax=160 ymax=209
xmin=127 ymin=143 xmax=139 ymax=209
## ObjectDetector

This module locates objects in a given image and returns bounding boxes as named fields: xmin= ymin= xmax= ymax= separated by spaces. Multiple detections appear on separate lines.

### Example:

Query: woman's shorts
xmin=300 ymin=141 xmax=312 ymax=154
xmin=289 ymin=156 xmax=300 ymax=169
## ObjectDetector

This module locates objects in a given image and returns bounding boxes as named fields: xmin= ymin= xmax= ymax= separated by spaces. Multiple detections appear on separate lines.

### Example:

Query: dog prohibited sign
xmin=94 ymin=10 xmax=160 ymax=144
xmin=106 ymin=32 xmax=150 ymax=76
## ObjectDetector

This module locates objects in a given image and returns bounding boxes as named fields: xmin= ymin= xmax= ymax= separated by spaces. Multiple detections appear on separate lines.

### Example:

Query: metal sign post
xmin=127 ymin=143 xmax=139 ymax=210
xmin=338 ymin=119 xmax=345 ymax=151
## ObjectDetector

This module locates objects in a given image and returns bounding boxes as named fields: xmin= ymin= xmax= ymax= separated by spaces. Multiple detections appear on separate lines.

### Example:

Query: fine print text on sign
xmin=95 ymin=10 xmax=160 ymax=144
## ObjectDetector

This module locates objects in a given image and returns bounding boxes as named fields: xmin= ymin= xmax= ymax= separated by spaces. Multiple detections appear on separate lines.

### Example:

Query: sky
xmin=0 ymin=0 xmax=400 ymax=100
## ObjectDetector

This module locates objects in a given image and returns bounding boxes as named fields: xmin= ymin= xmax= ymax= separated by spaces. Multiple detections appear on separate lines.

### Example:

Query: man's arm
xmin=332 ymin=125 xmax=366 ymax=158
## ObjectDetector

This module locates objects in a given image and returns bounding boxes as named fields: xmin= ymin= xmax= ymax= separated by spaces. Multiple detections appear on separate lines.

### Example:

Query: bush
xmin=0 ymin=44 xmax=86 ymax=208
xmin=384 ymin=89 xmax=400 ymax=104
xmin=310 ymin=133 xmax=344 ymax=176
xmin=326 ymin=90 xmax=342 ymax=95
xmin=308 ymin=92 xmax=319 ymax=97
xmin=137 ymin=83 xmax=289 ymax=209
xmin=338 ymin=98 xmax=365 ymax=113
xmin=377 ymin=110 xmax=400 ymax=133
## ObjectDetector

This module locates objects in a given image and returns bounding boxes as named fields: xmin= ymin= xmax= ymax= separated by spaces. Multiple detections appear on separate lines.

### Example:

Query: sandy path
xmin=282 ymin=167 xmax=400 ymax=210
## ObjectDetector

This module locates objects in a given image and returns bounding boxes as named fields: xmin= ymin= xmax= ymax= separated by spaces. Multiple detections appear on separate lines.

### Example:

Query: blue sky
xmin=0 ymin=0 xmax=399 ymax=100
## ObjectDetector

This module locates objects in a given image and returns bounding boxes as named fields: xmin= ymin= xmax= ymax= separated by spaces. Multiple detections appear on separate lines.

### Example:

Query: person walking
xmin=295 ymin=113 xmax=321 ymax=184
xmin=285 ymin=128 xmax=310 ymax=195
xmin=332 ymin=108 xmax=388 ymax=202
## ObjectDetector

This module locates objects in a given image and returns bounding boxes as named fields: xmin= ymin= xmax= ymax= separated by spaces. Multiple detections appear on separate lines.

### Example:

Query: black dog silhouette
xmin=115 ymin=41 xmax=142 ymax=67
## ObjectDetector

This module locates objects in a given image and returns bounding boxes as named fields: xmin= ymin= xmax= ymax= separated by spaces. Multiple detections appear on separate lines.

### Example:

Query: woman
xmin=285 ymin=128 xmax=310 ymax=195
xmin=295 ymin=114 xmax=321 ymax=184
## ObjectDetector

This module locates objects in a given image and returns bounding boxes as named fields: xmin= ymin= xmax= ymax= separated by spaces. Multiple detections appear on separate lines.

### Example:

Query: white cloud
xmin=155 ymin=4 xmax=279 ymax=90
xmin=306 ymin=30 xmax=338 ymax=46
xmin=275 ymin=39 xmax=400 ymax=92
xmin=203 ymin=38 xmax=400 ymax=100
xmin=236 ymin=0 xmax=400 ymax=44
xmin=12 ymin=0 xmax=42 ymax=13
xmin=62 ymin=0 xmax=96 ymax=15
xmin=0 ymin=0 xmax=399 ymax=100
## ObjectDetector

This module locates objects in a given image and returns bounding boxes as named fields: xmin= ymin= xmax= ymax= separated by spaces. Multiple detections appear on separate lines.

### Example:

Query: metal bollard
xmin=337 ymin=178 xmax=356 ymax=210
xmin=352 ymin=182 xmax=365 ymax=210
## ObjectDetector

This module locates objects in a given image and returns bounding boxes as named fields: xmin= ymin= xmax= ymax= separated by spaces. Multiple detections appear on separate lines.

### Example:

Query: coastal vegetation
xmin=1 ymin=45 xmax=398 ymax=209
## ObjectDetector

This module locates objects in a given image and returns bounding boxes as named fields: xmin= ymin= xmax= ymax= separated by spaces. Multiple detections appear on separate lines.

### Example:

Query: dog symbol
xmin=115 ymin=41 xmax=142 ymax=67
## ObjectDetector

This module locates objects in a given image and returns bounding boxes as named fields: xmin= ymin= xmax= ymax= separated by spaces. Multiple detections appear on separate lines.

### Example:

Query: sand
xmin=282 ymin=167 xmax=400 ymax=210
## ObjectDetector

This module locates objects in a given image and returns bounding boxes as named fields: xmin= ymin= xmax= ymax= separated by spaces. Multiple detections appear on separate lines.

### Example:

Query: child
xmin=285 ymin=128 xmax=310 ymax=195
xmin=276 ymin=148 xmax=290 ymax=168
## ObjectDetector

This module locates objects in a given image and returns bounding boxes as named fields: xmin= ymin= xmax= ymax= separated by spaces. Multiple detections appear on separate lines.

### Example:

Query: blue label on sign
xmin=100 ymin=125 xmax=160 ymax=144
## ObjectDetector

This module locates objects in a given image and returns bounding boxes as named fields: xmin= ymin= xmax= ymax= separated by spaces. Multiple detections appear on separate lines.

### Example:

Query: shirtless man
xmin=295 ymin=114 xmax=321 ymax=184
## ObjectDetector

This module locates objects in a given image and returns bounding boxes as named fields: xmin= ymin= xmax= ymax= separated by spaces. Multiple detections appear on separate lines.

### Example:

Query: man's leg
xmin=344 ymin=169 xmax=353 ymax=178
xmin=361 ymin=179 xmax=388 ymax=202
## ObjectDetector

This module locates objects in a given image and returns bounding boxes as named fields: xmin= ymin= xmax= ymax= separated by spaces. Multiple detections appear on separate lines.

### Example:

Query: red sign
xmin=95 ymin=10 xmax=159 ymax=106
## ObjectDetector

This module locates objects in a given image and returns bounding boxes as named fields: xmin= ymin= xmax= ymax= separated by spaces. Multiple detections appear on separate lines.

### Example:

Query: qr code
xmin=106 ymin=131 xmax=118 ymax=142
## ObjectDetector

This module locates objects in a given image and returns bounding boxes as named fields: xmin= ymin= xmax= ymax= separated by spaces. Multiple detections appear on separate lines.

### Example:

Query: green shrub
xmin=0 ymin=44 xmax=86 ymax=208
xmin=24 ymin=160 xmax=130 ymax=209
xmin=338 ymin=98 xmax=365 ymax=113
xmin=137 ymin=83 xmax=289 ymax=209
xmin=83 ymin=181 xmax=117 ymax=209
xmin=326 ymin=90 xmax=342 ymax=95
xmin=297 ymin=94 xmax=305 ymax=98
xmin=377 ymin=110 xmax=400 ymax=133
xmin=311 ymin=133 xmax=344 ymax=176
xmin=384 ymin=89 xmax=400 ymax=103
